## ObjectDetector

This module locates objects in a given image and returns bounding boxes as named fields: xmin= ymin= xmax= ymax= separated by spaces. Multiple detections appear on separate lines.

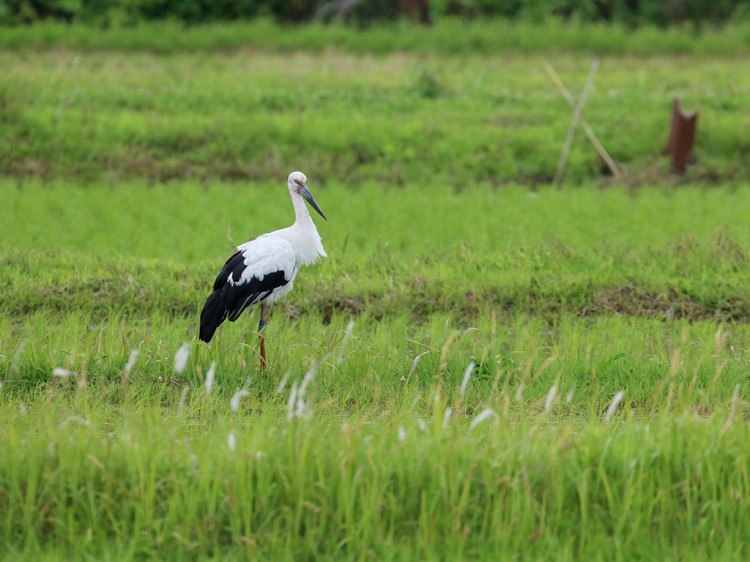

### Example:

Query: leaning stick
xmin=545 ymin=63 xmax=625 ymax=181
xmin=554 ymin=59 xmax=600 ymax=187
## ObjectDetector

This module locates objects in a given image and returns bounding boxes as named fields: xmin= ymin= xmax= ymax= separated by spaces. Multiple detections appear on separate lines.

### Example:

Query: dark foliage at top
xmin=0 ymin=0 xmax=747 ymax=27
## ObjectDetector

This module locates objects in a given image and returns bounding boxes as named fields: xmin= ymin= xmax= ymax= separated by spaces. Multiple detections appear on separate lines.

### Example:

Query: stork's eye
xmin=294 ymin=179 xmax=302 ymax=187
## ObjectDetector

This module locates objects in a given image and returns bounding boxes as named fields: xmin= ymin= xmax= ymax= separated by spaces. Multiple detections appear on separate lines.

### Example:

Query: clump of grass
xmin=411 ymin=65 xmax=445 ymax=99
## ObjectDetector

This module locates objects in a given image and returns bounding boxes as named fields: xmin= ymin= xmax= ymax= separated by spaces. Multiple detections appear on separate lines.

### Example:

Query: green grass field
xmin=2 ymin=23 xmax=750 ymax=561
xmin=2 ymin=45 xmax=749 ymax=186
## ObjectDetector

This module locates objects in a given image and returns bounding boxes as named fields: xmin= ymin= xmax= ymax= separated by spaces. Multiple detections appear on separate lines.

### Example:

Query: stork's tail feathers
xmin=199 ymin=291 xmax=225 ymax=343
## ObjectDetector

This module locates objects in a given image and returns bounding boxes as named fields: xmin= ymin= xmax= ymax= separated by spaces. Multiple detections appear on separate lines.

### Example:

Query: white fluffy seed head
xmin=173 ymin=344 xmax=190 ymax=374
xmin=544 ymin=384 xmax=557 ymax=412
xmin=287 ymin=381 xmax=299 ymax=420
xmin=442 ymin=407 xmax=453 ymax=430
xmin=230 ymin=389 xmax=250 ymax=412
xmin=289 ymin=362 xmax=318 ymax=420
xmin=338 ymin=320 xmax=356 ymax=365
xmin=408 ymin=351 xmax=430 ymax=378
xmin=60 ymin=415 xmax=89 ymax=428
xmin=229 ymin=379 xmax=252 ymax=411
xmin=727 ymin=384 xmax=741 ymax=425
xmin=459 ymin=361 xmax=475 ymax=397
xmin=205 ymin=361 xmax=216 ymax=394
xmin=469 ymin=408 xmax=497 ymax=432
xmin=176 ymin=385 xmax=190 ymax=418
xmin=295 ymin=396 xmax=312 ymax=420
xmin=124 ymin=350 xmax=139 ymax=375
xmin=276 ymin=372 xmax=290 ymax=394
xmin=299 ymin=361 xmax=318 ymax=397
xmin=604 ymin=391 xmax=625 ymax=423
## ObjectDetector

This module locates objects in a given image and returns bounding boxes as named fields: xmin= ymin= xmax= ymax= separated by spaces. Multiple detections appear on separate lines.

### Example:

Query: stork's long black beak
xmin=301 ymin=185 xmax=327 ymax=220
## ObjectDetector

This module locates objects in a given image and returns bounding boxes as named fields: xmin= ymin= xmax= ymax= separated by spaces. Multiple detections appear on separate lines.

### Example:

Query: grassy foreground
xmin=2 ymin=367 xmax=749 ymax=561
xmin=2 ymin=180 xmax=750 ymax=560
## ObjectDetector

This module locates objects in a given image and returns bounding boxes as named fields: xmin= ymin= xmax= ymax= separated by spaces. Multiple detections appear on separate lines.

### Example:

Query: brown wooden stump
xmin=664 ymin=98 xmax=699 ymax=175
xmin=399 ymin=0 xmax=431 ymax=24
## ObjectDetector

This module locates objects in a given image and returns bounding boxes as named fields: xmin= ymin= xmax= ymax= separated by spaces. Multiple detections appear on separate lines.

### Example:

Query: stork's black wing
xmin=199 ymin=250 xmax=289 ymax=343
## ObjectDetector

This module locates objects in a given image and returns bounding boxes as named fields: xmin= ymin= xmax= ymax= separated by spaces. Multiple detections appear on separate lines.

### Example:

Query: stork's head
xmin=288 ymin=171 xmax=327 ymax=220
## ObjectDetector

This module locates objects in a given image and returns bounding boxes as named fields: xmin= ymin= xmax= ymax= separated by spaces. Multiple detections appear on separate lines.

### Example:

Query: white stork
xmin=199 ymin=171 xmax=327 ymax=368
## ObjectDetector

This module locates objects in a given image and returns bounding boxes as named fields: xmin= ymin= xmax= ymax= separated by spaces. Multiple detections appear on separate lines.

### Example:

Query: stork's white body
xmin=232 ymin=204 xmax=327 ymax=304
xmin=199 ymin=171 xmax=327 ymax=343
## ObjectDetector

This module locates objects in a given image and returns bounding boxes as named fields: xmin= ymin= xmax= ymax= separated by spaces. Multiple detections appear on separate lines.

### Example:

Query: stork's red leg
xmin=259 ymin=303 xmax=268 ymax=371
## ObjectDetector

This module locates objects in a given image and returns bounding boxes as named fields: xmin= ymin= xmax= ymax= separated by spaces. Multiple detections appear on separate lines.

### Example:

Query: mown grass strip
xmin=3 ymin=181 xmax=749 ymax=322
xmin=2 ymin=49 xmax=748 ymax=186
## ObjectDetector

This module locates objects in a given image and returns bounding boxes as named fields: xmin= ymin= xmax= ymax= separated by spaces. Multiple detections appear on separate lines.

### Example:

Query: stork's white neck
xmin=271 ymin=189 xmax=327 ymax=266
xmin=290 ymin=191 xmax=314 ymax=226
